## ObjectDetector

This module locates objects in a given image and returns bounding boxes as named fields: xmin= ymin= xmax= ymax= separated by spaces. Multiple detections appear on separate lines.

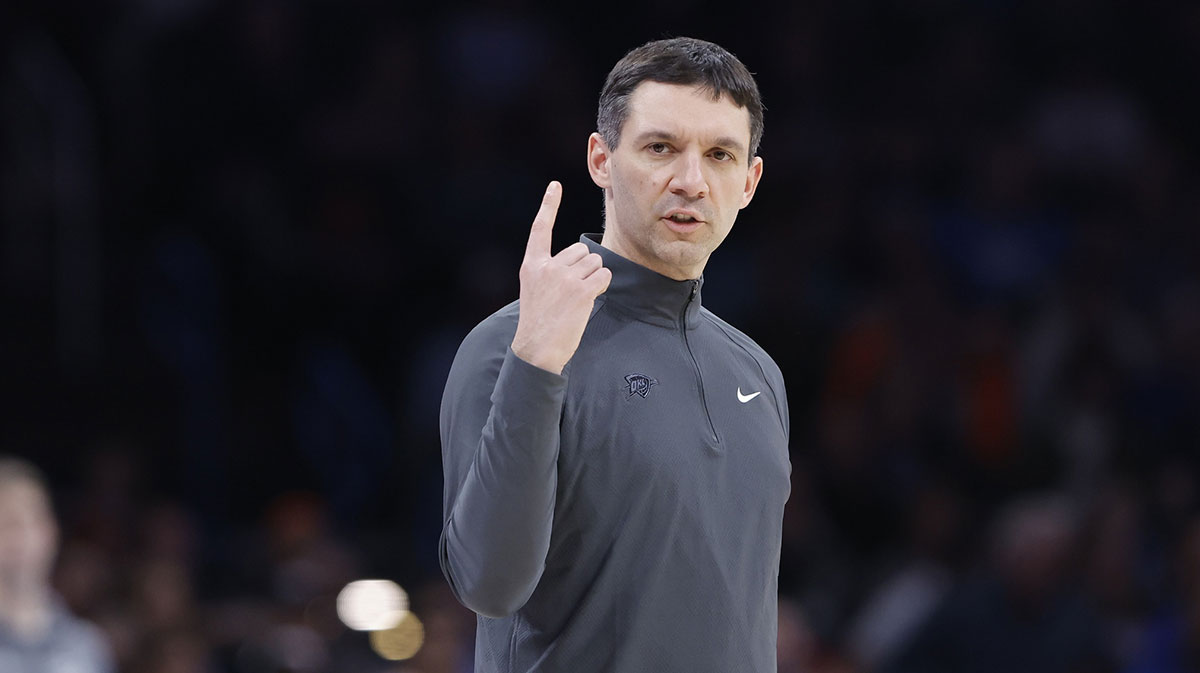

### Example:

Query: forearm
xmin=440 ymin=348 xmax=566 ymax=617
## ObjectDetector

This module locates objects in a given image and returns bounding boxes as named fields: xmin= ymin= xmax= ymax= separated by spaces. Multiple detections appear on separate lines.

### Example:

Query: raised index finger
xmin=525 ymin=181 xmax=561 ymax=260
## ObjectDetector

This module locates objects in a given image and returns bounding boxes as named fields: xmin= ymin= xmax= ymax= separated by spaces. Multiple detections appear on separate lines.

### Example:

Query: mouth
xmin=661 ymin=211 xmax=705 ymax=234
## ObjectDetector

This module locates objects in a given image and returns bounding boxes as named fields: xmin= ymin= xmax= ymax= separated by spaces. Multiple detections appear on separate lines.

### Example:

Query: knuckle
xmin=520 ymin=257 xmax=547 ymax=277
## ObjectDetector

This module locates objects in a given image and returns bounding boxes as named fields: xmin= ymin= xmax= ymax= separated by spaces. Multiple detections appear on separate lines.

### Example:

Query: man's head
xmin=597 ymin=37 xmax=765 ymax=161
xmin=0 ymin=458 xmax=59 ymax=591
xmin=587 ymin=37 xmax=765 ymax=280
xmin=990 ymin=494 xmax=1078 ymax=608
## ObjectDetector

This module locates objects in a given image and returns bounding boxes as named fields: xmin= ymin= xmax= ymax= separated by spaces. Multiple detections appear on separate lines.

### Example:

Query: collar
xmin=582 ymin=233 xmax=704 ymax=330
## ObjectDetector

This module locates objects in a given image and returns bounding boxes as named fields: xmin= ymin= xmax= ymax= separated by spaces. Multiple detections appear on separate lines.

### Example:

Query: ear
xmin=739 ymin=155 xmax=764 ymax=209
xmin=587 ymin=132 xmax=613 ymax=189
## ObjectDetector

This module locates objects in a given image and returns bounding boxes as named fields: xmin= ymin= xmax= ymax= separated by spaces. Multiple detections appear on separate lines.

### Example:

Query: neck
xmin=0 ymin=580 xmax=53 ymax=640
xmin=599 ymin=223 xmax=702 ymax=281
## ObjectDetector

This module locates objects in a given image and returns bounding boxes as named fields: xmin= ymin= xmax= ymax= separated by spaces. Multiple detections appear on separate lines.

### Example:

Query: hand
xmin=511 ymin=181 xmax=612 ymax=374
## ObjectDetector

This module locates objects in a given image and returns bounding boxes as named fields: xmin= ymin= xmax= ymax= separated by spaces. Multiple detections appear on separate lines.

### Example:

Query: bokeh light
xmin=369 ymin=611 xmax=425 ymax=661
xmin=335 ymin=579 xmax=408 ymax=631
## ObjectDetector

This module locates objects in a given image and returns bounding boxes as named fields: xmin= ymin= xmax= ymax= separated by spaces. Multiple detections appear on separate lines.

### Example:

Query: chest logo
xmin=737 ymin=387 xmax=761 ymax=403
xmin=624 ymin=373 xmax=658 ymax=399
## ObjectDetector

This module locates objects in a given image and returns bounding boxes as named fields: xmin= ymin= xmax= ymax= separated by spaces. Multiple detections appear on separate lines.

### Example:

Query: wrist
xmin=510 ymin=341 xmax=566 ymax=375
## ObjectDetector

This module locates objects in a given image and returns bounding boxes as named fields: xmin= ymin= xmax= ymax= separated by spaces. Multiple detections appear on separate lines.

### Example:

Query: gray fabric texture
xmin=440 ymin=233 xmax=791 ymax=672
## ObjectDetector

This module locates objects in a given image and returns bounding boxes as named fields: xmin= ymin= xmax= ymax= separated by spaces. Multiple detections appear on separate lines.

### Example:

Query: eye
xmin=648 ymin=142 xmax=670 ymax=154
xmin=711 ymin=150 xmax=734 ymax=162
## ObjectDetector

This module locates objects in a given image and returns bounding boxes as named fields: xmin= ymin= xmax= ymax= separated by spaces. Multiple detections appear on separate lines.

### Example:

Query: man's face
xmin=0 ymin=481 xmax=58 ymax=589
xmin=589 ymin=81 xmax=764 ymax=280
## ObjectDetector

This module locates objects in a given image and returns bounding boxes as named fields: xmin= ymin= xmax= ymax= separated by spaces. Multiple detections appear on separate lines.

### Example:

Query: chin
xmin=652 ymin=240 xmax=709 ymax=275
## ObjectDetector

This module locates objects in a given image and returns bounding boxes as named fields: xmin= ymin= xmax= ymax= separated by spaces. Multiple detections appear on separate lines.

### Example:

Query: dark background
xmin=3 ymin=1 xmax=1200 ymax=671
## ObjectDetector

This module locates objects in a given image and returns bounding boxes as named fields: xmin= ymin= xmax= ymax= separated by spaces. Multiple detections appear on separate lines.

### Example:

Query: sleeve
xmin=438 ymin=315 xmax=567 ymax=618
xmin=777 ymin=369 xmax=790 ymax=445
xmin=774 ymin=365 xmax=792 ymax=477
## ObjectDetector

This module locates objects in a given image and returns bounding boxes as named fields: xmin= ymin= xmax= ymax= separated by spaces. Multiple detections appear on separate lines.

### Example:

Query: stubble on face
xmin=596 ymin=82 xmax=761 ymax=281
xmin=607 ymin=184 xmax=724 ymax=278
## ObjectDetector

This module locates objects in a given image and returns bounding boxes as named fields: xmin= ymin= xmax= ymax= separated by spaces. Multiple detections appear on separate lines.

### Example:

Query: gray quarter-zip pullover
xmin=440 ymin=233 xmax=791 ymax=672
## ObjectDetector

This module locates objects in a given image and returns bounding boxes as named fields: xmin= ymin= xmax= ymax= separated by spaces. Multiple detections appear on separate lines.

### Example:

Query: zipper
xmin=680 ymin=280 xmax=719 ymax=445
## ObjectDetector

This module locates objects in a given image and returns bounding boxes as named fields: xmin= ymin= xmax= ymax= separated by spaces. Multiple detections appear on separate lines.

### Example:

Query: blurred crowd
xmin=3 ymin=0 xmax=1200 ymax=671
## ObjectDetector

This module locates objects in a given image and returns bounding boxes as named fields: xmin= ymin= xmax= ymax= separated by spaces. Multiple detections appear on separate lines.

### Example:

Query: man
xmin=440 ymin=37 xmax=790 ymax=672
xmin=0 ymin=457 xmax=115 ymax=673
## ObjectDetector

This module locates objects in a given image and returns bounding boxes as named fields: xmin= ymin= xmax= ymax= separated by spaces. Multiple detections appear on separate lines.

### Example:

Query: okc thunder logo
xmin=625 ymin=373 xmax=658 ymax=398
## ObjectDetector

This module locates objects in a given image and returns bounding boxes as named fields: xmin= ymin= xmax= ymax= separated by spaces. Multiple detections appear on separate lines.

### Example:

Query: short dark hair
xmin=597 ymin=37 xmax=764 ymax=159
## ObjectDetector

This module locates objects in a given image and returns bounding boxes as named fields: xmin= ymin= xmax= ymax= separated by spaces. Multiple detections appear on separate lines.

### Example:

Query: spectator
xmin=0 ymin=457 xmax=115 ymax=673
xmin=888 ymin=493 xmax=1112 ymax=673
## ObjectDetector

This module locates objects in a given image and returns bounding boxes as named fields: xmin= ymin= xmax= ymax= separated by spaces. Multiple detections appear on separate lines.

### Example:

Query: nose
xmin=668 ymin=151 xmax=707 ymax=199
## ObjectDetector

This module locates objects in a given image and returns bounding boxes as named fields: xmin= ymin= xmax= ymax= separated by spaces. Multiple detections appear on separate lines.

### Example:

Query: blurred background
xmin=2 ymin=0 xmax=1199 ymax=671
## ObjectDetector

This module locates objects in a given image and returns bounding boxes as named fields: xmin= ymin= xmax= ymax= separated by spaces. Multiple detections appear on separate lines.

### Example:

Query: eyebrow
xmin=633 ymin=130 xmax=747 ymax=156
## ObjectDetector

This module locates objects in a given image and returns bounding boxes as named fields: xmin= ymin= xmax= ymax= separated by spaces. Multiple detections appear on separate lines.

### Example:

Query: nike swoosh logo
xmin=737 ymin=387 xmax=761 ymax=403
